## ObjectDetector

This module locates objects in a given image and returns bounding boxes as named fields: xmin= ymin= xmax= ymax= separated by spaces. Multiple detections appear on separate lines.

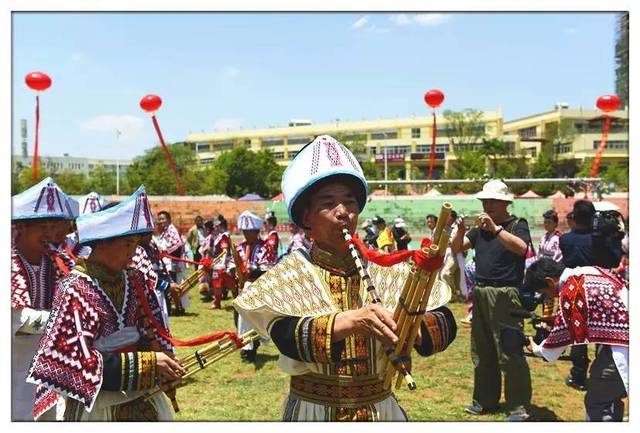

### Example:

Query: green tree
xmin=14 ymin=162 xmax=51 ymax=193
xmin=480 ymin=138 xmax=512 ymax=176
xmin=442 ymin=149 xmax=486 ymax=193
xmin=86 ymin=165 xmax=117 ymax=195
xmin=211 ymin=147 xmax=284 ymax=198
xmin=543 ymin=119 xmax=575 ymax=159
xmin=529 ymin=148 xmax=558 ymax=196
xmin=335 ymin=132 xmax=368 ymax=161
xmin=126 ymin=144 xmax=199 ymax=195
xmin=494 ymin=157 xmax=530 ymax=195
xmin=442 ymin=108 xmax=486 ymax=151
xmin=56 ymin=170 xmax=87 ymax=195
xmin=576 ymin=158 xmax=628 ymax=193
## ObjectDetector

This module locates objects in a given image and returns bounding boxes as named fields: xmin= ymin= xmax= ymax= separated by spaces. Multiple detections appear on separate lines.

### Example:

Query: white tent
xmin=593 ymin=201 xmax=620 ymax=211
xmin=423 ymin=187 xmax=442 ymax=197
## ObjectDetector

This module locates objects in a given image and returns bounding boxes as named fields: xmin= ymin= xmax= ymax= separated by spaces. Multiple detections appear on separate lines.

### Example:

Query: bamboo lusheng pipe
xmin=178 ymin=251 xmax=226 ymax=297
xmin=382 ymin=203 xmax=453 ymax=390
xmin=143 ymin=330 xmax=260 ymax=401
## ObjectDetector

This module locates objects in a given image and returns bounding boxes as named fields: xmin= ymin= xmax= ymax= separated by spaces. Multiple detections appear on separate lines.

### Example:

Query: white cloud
xmin=390 ymin=14 xmax=412 ymax=26
xmin=390 ymin=13 xmax=451 ymax=27
xmin=212 ymin=118 xmax=244 ymax=131
xmin=353 ymin=16 xmax=369 ymax=29
xmin=81 ymin=114 xmax=146 ymax=136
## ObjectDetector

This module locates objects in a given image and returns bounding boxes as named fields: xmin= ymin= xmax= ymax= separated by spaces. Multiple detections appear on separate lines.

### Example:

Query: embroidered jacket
xmin=264 ymin=230 xmax=280 ymax=263
xmin=26 ymin=265 xmax=174 ymax=418
xmin=543 ymin=266 xmax=628 ymax=348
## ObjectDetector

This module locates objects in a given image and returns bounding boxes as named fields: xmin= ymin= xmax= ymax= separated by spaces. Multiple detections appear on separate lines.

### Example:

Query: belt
xmin=289 ymin=373 xmax=391 ymax=408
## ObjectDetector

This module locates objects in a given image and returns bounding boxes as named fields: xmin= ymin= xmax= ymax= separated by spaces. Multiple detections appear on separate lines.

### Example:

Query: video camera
xmin=519 ymin=290 xmax=546 ymax=312
xmin=592 ymin=210 xmax=625 ymax=240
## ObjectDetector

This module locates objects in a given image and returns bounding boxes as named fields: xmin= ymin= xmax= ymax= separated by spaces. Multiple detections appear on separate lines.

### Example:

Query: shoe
xmin=464 ymin=404 xmax=499 ymax=415
xmin=505 ymin=410 xmax=530 ymax=422
xmin=565 ymin=375 xmax=587 ymax=391
xmin=210 ymin=303 xmax=221 ymax=310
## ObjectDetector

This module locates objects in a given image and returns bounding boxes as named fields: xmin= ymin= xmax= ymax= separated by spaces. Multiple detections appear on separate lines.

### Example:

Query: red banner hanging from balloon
xmin=424 ymin=89 xmax=444 ymax=181
xmin=140 ymin=94 xmax=185 ymax=196
xmin=589 ymin=95 xmax=621 ymax=178
xmin=25 ymin=72 xmax=52 ymax=181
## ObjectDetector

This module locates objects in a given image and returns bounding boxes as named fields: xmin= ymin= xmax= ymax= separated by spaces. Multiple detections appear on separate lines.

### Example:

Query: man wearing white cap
xmin=234 ymin=135 xmax=456 ymax=421
xmin=26 ymin=186 xmax=184 ymax=421
xmin=232 ymin=210 xmax=275 ymax=362
xmin=11 ymin=177 xmax=76 ymax=421
xmin=451 ymin=179 xmax=532 ymax=421
xmin=391 ymin=217 xmax=411 ymax=250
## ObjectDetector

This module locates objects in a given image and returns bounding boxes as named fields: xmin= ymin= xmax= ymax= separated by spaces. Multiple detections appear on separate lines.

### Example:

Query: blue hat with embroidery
xmin=79 ymin=191 xmax=107 ymax=215
xmin=282 ymin=135 xmax=368 ymax=227
xmin=12 ymin=177 xmax=76 ymax=221
xmin=76 ymin=185 xmax=154 ymax=244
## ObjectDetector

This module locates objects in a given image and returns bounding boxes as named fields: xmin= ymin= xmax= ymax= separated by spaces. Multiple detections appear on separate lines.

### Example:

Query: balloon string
xmin=428 ymin=110 xmax=436 ymax=180
xmin=32 ymin=94 xmax=40 ymax=181
xmin=151 ymin=114 xmax=185 ymax=196
xmin=589 ymin=115 xmax=611 ymax=178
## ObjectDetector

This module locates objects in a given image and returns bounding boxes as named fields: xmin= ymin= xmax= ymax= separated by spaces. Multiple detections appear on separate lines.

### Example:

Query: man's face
xmin=96 ymin=235 xmax=141 ymax=271
xmin=15 ymin=219 xmax=59 ymax=256
xmin=195 ymin=216 xmax=203 ymax=228
xmin=302 ymin=181 xmax=359 ymax=250
xmin=426 ymin=217 xmax=437 ymax=230
xmin=157 ymin=213 xmax=169 ymax=229
xmin=543 ymin=218 xmax=557 ymax=233
xmin=52 ymin=220 xmax=72 ymax=244
xmin=242 ymin=230 xmax=260 ymax=244
xmin=481 ymin=199 xmax=509 ymax=219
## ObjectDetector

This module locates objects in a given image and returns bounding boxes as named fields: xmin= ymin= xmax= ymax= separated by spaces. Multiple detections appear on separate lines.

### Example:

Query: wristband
xmin=494 ymin=227 xmax=504 ymax=236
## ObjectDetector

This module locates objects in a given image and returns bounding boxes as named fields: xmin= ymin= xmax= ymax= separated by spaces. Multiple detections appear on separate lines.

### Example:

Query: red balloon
xmin=25 ymin=71 xmax=52 ymax=92
xmin=424 ymin=89 xmax=445 ymax=109
xmin=140 ymin=94 xmax=162 ymax=113
xmin=596 ymin=95 xmax=621 ymax=113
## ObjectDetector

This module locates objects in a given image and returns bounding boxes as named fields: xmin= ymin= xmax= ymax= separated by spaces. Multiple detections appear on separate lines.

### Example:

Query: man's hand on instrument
xmin=477 ymin=212 xmax=498 ymax=234
xmin=345 ymin=304 xmax=398 ymax=347
xmin=168 ymin=283 xmax=181 ymax=296
xmin=156 ymin=352 xmax=186 ymax=385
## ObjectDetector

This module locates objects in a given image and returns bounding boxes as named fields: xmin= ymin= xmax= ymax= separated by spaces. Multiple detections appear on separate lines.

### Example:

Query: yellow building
xmin=185 ymin=111 xmax=504 ymax=180
xmin=503 ymin=105 xmax=629 ymax=175
xmin=184 ymin=105 xmax=628 ymax=179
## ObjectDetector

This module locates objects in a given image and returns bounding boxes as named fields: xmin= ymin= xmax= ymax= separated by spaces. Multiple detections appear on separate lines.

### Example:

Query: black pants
xmin=585 ymin=345 xmax=627 ymax=421
xmin=570 ymin=345 xmax=590 ymax=382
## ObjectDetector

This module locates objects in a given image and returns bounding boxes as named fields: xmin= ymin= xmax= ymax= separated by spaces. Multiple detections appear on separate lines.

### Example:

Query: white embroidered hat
xmin=76 ymin=185 xmax=154 ymax=244
xmin=475 ymin=179 xmax=513 ymax=202
xmin=12 ymin=176 xmax=76 ymax=221
xmin=237 ymin=210 xmax=264 ymax=231
xmin=393 ymin=217 xmax=407 ymax=228
xmin=80 ymin=192 xmax=107 ymax=215
xmin=282 ymin=135 xmax=368 ymax=227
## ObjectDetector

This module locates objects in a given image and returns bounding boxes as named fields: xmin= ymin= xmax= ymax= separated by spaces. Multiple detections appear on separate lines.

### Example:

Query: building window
xmin=593 ymin=140 xmax=628 ymax=150
xmin=262 ymin=137 xmax=285 ymax=146
xmin=370 ymin=130 xmax=398 ymax=140
xmin=244 ymin=138 xmax=252 ymax=146
xmin=411 ymin=128 xmax=421 ymax=139
xmin=200 ymin=158 xmax=215 ymax=165
xmin=343 ymin=133 xmax=367 ymax=142
xmin=287 ymin=136 xmax=311 ymax=145
xmin=196 ymin=142 xmax=211 ymax=153
xmin=382 ymin=145 xmax=410 ymax=154
xmin=554 ymin=143 xmax=572 ymax=154
xmin=416 ymin=144 xmax=448 ymax=153
xmin=518 ymin=126 xmax=537 ymax=138
xmin=272 ymin=152 xmax=285 ymax=160
xmin=212 ymin=140 xmax=234 ymax=150
xmin=288 ymin=151 xmax=298 ymax=159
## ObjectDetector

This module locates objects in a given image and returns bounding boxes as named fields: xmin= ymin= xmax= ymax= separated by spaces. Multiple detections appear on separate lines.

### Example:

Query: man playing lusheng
xmin=234 ymin=135 xmax=456 ymax=421
xmin=451 ymin=179 xmax=532 ymax=421
xmin=26 ymin=186 xmax=184 ymax=421
xmin=11 ymin=177 xmax=76 ymax=421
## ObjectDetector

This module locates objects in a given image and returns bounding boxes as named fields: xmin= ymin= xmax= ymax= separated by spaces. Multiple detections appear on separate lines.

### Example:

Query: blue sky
xmin=12 ymin=12 xmax=618 ymax=160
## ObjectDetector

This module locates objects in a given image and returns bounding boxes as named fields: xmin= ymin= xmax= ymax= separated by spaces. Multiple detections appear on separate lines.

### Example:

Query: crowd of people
xmin=11 ymin=134 xmax=628 ymax=422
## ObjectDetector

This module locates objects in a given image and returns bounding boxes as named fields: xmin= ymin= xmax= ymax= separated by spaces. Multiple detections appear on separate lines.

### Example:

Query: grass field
xmin=168 ymin=282 xmax=626 ymax=422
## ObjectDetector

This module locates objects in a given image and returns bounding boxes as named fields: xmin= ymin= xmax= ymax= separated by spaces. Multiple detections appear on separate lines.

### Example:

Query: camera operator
xmin=523 ymin=258 xmax=628 ymax=422
xmin=559 ymin=199 xmax=624 ymax=390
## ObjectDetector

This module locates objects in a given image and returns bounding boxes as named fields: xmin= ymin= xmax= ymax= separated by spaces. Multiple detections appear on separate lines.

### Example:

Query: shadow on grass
xmin=528 ymin=404 xmax=560 ymax=421
xmin=254 ymin=353 xmax=279 ymax=371
xmin=170 ymin=311 xmax=199 ymax=318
